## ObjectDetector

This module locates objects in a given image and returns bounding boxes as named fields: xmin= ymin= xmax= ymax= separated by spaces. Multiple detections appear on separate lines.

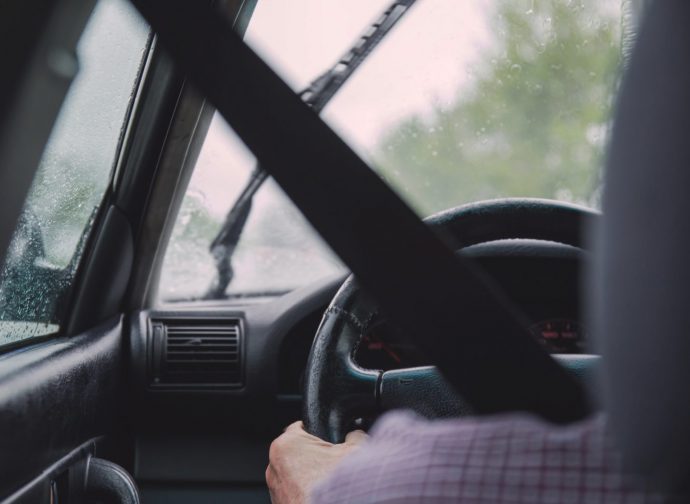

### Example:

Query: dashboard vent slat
xmin=148 ymin=317 xmax=243 ymax=390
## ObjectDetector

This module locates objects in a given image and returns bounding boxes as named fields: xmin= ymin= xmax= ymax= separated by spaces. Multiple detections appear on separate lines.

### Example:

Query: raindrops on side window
xmin=0 ymin=0 xmax=148 ymax=348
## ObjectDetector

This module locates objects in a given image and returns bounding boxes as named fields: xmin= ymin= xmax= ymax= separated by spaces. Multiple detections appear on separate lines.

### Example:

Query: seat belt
xmin=204 ymin=0 xmax=418 ymax=299
xmin=130 ymin=0 xmax=588 ymax=423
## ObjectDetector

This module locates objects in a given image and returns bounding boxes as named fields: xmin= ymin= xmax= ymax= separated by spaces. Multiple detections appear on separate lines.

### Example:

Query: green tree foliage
xmin=374 ymin=0 xmax=621 ymax=216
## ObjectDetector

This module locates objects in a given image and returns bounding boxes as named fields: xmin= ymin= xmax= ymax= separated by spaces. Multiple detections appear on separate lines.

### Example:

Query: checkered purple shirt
xmin=312 ymin=411 xmax=668 ymax=503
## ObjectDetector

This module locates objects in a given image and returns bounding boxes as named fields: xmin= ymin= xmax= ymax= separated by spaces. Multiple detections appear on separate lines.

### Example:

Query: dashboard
xmin=131 ymin=239 xmax=590 ymax=409
xmin=356 ymin=317 xmax=587 ymax=371
xmin=128 ymin=238 xmax=593 ymax=484
xmin=355 ymin=239 xmax=588 ymax=371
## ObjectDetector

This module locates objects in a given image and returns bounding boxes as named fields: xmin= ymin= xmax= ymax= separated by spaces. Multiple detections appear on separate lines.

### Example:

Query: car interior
xmin=1 ymin=0 xmax=688 ymax=503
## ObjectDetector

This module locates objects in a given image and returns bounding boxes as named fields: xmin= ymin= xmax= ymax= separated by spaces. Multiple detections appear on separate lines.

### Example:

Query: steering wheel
xmin=303 ymin=198 xmax=598 ymax=443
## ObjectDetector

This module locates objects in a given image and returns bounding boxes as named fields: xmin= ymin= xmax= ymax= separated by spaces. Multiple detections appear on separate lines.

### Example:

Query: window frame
xmin=127 ymin=0 xmax=260 ymax=310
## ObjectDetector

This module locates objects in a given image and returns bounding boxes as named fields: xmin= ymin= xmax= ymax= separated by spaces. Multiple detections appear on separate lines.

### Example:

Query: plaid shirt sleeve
xmin=311 ymin=411 xmax=667 ymax=504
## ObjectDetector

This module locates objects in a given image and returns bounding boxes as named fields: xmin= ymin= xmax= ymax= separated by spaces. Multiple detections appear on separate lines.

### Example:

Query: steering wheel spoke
xmin=303 ymin=299 xmax=381 ymax=443
xmin=379 ymin=366 xmax=473 ymax=418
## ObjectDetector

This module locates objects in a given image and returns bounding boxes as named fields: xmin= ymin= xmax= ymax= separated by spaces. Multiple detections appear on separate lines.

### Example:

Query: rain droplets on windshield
xmin=159 ymin=118 xmax=345 ymax=301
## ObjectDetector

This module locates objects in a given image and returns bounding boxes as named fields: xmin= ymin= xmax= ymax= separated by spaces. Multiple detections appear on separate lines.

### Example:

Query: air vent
xmin=149 ymin=317 xmax=243 ymax=390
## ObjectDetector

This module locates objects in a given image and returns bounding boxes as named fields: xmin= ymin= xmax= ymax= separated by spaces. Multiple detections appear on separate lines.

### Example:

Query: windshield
xmin=327 ymin=0 xmax=620 ymax=214
xmin=158 ymin=0 xmax=623 ymax=303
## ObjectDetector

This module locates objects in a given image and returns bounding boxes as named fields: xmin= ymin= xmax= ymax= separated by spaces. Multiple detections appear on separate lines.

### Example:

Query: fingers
xmin=269 ymin=422 xmax=351 ymax=504
xmin=284 ymin=421 xmax=304 ymax=433
xmin=284 ymin=421 xmax=324 ymax=444
xmin=344 ymin=429 xmax=368 ymax=445
xmin=281 ymin=420 xmax=366 ymax=448
xmin=284 ymin=421 xmax=331 ymax=446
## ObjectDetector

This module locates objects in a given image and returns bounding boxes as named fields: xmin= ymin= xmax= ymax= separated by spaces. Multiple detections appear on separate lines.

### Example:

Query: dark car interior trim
xmin=126 ymin=87 xmax=213 ymax=309
xmin=0 ymin=317 xmax=124 ymax=500
xmin=67 ymin=206 xmax=135 ymax=335
xmin=0 ymin=1 xmax=268 ymax=502
xmin=4 ymin=439 xmax=96 ymax=504
xmin=129 ymin=274 xmax=345 ymax=497
xmin=125 ymin=0 xmax=259 ymax=311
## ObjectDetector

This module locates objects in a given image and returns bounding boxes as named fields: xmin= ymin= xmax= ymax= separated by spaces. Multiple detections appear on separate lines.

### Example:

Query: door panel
xmin=0 ymin=317 xmax=123 ymax=499
xmin=0 ymin=1 xmax=152 ymax=499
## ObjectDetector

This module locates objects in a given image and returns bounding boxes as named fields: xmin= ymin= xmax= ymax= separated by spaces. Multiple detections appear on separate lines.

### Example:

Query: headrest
xmin=594 ymin=0 xmax=690 ymax=491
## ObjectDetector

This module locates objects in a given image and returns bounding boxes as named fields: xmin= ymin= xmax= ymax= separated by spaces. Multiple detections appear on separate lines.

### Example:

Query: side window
xmin=0 ymin=0 xmax=149 ymax=348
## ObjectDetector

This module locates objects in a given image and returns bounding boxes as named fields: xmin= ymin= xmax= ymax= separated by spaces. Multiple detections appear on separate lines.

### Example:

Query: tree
xmin=374 ymin=0 xmax=621 ymax=216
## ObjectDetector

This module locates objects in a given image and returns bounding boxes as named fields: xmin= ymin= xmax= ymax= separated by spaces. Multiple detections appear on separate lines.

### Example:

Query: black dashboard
xmin=130 ymin=238 xmax=591 ymax=407
xmin=357 ymin=239 xmax=588 ymax=370
xmin=126 ymin=238 xmax=594 ymax=486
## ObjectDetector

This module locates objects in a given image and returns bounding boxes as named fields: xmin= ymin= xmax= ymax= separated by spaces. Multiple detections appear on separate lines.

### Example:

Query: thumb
xmin=344 ymin=429 xmax=368 ymax=446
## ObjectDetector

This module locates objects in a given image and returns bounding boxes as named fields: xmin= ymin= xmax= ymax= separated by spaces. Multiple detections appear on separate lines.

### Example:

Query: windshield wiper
xmin=203 ymin=0 xmax=417 ymax=299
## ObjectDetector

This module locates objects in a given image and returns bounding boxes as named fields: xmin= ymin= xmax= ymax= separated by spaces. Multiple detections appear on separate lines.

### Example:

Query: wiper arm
xmin=203 ymin=0 xmax=417 ymax=300
xmin=204 ymin=167 xmax=267 ymax=299
xmin=299 ymin=0 xmax=416 ymax=113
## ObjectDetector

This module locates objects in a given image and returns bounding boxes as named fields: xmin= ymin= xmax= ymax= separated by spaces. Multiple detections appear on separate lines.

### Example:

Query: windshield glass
xmin=158 ymin=0 xmax=623 ymax=302
xmin=159 ymin=118 xmax=344 ymax=301
xmin=265 ymin=0 xmax=622 ymax=214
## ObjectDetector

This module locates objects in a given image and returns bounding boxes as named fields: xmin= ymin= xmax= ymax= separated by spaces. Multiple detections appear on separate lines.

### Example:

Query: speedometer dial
xmin=529 ymin=318 xmax=586 ymax=354
xmin=356 ymin=323 xmax=426 ymax=371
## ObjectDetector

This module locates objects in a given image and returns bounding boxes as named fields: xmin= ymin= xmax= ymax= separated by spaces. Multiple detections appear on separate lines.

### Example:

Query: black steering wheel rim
xmin=303 ymin=198 xmax=597 ymax=443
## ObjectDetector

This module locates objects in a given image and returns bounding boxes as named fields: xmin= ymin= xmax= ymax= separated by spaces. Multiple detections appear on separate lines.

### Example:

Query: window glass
xmin=159 ymin=116 xmax=344 ymax=302
xmin=249 ymin=0 xmax=623 ymax=214
xmin=159 ymin=0 xmax=623 ymax=302
xmin=323 ymin=0 xmax=622 ymax=214
xmin=0 ymin=0 xmax=149 ymax=347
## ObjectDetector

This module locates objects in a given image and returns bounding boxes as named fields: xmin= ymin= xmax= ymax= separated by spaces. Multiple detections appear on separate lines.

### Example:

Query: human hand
xmin=266 ymin=421 xmax=367 ymax=504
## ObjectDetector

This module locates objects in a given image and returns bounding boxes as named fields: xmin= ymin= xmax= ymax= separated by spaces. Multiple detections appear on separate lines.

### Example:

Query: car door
xmin=0 ymin=0 xmax=152 ymax=501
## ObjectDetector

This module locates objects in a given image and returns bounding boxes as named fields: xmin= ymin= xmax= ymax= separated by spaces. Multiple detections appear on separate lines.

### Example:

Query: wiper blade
xmin=204 ymin=167 xmax=267 ymax=299
xmin=299 ymin=0 xmax=416 ymax=113
xmin=203 ymin=0 xmax=417 ymax=300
